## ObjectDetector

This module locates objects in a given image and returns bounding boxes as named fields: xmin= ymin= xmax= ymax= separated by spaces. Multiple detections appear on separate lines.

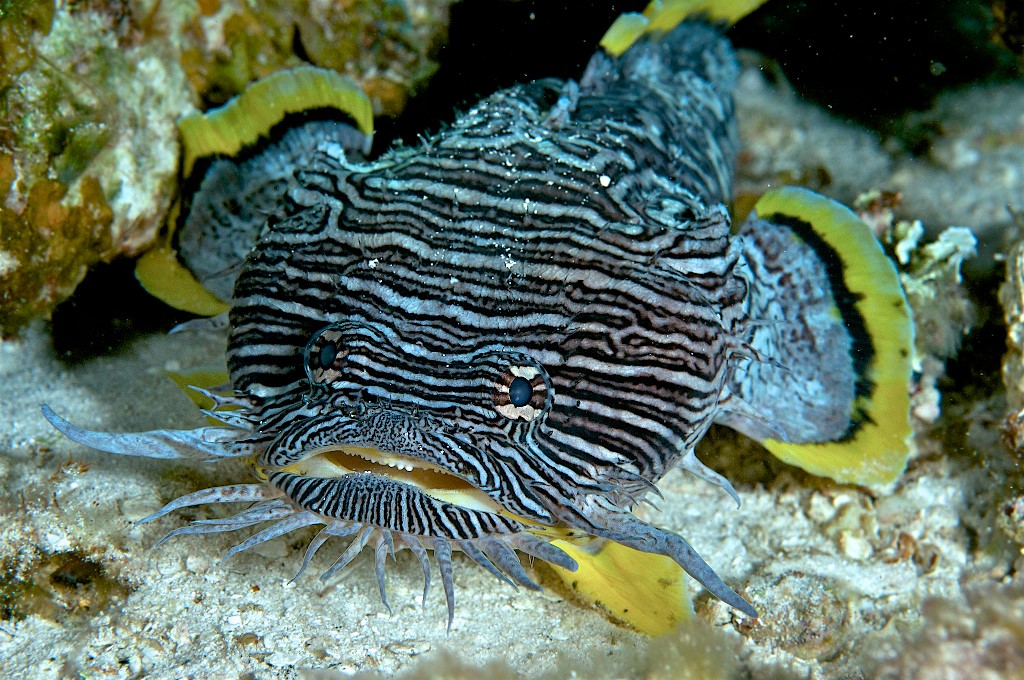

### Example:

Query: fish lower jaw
xmin=280 ymin=444 xmax=447 ymax=480
xmin=279 ymin=445 xmax=502 ymax=514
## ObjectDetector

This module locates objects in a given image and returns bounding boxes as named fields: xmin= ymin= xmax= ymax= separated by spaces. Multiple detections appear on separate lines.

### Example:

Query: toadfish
xmin=43 ymin=0 xmax=912 ymax=633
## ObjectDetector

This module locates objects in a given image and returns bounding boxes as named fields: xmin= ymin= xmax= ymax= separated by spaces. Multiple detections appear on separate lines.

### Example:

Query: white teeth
xmin=383 ymin=459 xmax=415 ymax=472
xmin=315 ymin=445 xmax=445 ymax=476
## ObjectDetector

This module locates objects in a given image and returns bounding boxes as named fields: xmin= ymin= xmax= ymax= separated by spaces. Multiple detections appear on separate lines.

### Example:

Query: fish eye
xmin=508 ymin=376 xmax=533 ymax=407
xmin=304 ymin=326 xmax=347 ymax=385
xmin=319 ymin=342 xmax=338 ymax=370
xmin=492 ymin=363 xmax=550 ymax=422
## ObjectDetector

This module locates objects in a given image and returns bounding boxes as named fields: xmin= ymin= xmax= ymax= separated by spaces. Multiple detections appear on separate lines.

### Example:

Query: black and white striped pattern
xmin=39 ymin=20 xmax=767 ymax=620
xmin=268 ymin=471 xmax=524 ymax=538
xmin=208 ymin=21 xmax=761 ymax=615
xmin=231 ymin=27 xmax=743 ymax=486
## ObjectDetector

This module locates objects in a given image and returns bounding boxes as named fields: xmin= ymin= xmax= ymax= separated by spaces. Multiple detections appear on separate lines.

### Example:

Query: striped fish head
xmin=226 ymin=190 xmax=745 ymax=536
xmin=250 ymin=318 xmax=562 ymax=524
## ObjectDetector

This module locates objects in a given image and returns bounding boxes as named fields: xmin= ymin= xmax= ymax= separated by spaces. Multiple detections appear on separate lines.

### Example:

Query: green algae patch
xmin=0 ymin=0 xmax=53 ymax=89
xmin=0 ymin=173 xmax=113 ymax=336
xmin=0 ymin=549 xmax=131 ymax=623
xmin=0 ymin=3 xmax=186 ymax=335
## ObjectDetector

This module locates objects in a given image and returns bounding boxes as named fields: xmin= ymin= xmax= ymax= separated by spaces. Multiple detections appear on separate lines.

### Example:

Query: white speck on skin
xmin=368 ymin=258 xmax=379 ymax=269
xmin=599 ymin=174 xmax=611 ymax=187
xmin=0 ymin=250 xmax=18 ymax=277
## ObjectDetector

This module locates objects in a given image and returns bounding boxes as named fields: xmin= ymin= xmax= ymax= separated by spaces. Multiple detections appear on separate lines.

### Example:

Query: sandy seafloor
xmin=2 ymin=60 xmax=1024 ymax=679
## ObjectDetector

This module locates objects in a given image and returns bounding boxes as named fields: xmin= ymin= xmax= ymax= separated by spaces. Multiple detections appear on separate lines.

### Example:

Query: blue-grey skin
xmin=44 ymin=20 xmax=865 ymax=625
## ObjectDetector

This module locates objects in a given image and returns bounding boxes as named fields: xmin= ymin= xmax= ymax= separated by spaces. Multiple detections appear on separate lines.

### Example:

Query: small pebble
xmin=265 ymin=651 xmax=300 ymax=667
xmin=838 ymin=530 xmax=873 ymax=561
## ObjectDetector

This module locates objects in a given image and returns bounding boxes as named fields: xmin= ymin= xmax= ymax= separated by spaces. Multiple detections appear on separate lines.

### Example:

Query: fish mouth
xmin=280 ymin=445 xmax=504 ymax=515
xmin=258 ymin=407 xmax=556 ymax=523
xmin=39 ymin=404 xmax=581 ymax=629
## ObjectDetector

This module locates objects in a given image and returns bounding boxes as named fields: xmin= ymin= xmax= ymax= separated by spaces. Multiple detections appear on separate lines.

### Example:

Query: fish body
xmin=233 ymin=19 xmax=744 ymax=527
xmin=43 ymin=4 xmax=912 ymax=629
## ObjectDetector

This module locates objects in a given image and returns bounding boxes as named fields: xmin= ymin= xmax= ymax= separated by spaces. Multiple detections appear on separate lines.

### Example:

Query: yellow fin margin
xmin=600 ymin=0 xmax=769 ymax=56
xmin=179 ymin=65 xmax=374 ymax=178
xmin=135 ymin=247 xmax=230 ymax=316
xmin=548 ymin=538 xmax=692 ymax=635
xmin=754 ymin=187 xmax=914 ymax=485
xmin=139 ymin=66 xmax=374 ymax=316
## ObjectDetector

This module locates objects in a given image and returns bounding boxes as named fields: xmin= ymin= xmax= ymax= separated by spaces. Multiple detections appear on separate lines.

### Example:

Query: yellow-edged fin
xmin=600 ymin=13 xmax=652 ymax=56
xmin=600 ymin=0 xmax=770 ymax=56
xmin=135 ymin=247 xmax=230 ymax=316
xmin=141 ymin=67 xmax=373 ymax=315
xmin=754 ymin=187 xmax=914 ymax=484
xmin=179 ymin=65 xmax=374 ymax=178
xmin=164 ymin=368 xmax=231 ymax=411
xmin=548 ymin=537 xmax=692 ymax=636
